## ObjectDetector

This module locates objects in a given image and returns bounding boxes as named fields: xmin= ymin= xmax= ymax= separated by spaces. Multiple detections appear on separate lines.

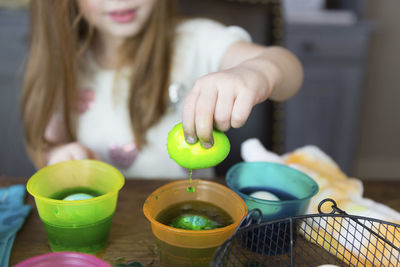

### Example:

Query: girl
xmin=22 ymin=0 xmax=303 ymax=178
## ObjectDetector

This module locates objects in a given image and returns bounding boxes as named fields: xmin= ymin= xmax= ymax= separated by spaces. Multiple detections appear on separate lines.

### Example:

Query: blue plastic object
xmin=0 ymin=184 xmax=31 ymax=267
xmin=226 ymin=162 xmax=319 ymax=221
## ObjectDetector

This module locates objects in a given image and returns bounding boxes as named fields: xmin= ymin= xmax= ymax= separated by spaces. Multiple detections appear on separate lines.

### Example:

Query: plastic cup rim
xmin=26 ymin=159 xmax=125 ymax=205
xmin=143 ymin=179 xmax=248 ymax=236
xmin=15 ymin=252 xmax=111 ymax=267
xmin=226 ymin=161 xmax=319 ymax=205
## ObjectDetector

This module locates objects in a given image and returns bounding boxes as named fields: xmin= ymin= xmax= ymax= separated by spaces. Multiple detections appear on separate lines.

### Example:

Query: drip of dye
xmin=156 ymin=200 xmax=233 ymax=230
xmin=50 ymin=187 xmax=103 ymax=200
xmin=186 ymin=169 xmax=195 ymax=193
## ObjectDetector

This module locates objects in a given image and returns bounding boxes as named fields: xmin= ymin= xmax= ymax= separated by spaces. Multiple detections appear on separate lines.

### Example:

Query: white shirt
xmin=76 ymin=18 xmax=251 ymax=179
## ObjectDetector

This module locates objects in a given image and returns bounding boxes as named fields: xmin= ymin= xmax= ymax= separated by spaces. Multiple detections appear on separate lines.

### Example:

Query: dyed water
xmin=156 ymin=201 xmax=233 ymax=266
xmin=156 ymin=200 xmax=233 ymax=230
xmin=43 ymin=215 xmax=113 ymax=253
xmin=44 ymin=187 xmax=110 ymax=253
xmin=240 ymin=186 xmax=299 ymax=255
xmin=157 ymin=238 xmax=219 ymax=267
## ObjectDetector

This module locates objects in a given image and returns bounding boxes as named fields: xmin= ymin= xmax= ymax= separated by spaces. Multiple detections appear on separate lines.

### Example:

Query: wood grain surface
xmin=3 ymin=177 xmax=173 ymax=266
xmin=1 ymin=176 xmax=399 ymax=266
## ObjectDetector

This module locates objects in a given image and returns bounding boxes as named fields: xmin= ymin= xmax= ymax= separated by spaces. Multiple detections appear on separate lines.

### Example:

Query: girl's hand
xmin=182 ymin=65 xmax=271 ymax=148
xmin=182 ymin=42 xmax=303 ymax=149
xmin=46 ymin=142 xmax=100 ymax=165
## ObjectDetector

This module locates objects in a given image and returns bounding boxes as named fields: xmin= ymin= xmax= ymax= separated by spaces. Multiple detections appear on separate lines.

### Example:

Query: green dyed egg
xmin=63 ymin=193 xmax=94 ymax=201
xmin=169 ymin=214 xmax=220 ymax=230
xmin=166 ymin=123 xmax=230 ymax=169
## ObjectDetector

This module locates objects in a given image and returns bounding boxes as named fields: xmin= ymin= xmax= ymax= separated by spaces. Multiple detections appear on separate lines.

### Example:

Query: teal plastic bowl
xmin=226 ymin=162 xmax=319 ymax=221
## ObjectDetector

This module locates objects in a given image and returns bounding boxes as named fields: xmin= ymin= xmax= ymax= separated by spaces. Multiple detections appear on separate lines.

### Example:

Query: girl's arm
xmin=182 ymin=42 xmax=303 ymax=147
xmin=220 ymin=43 xmax=303 ymax=101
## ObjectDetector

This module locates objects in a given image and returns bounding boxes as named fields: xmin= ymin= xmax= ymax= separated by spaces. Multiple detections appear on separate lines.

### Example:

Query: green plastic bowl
xmin=27 ymin=160 xmax=124 ymax=253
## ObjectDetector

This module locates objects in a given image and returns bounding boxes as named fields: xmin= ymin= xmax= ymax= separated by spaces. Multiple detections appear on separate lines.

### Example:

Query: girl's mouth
xmin=109 ymin=9 xmax=137 ymax=23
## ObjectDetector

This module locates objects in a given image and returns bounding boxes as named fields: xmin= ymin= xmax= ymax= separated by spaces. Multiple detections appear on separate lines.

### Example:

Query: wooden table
xmin=2 ymin=176 xmax=400 ymax=266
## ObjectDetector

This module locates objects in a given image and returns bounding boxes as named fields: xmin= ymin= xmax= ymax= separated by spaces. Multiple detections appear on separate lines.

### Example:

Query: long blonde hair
xmin=22 ymin=0 xmax=178 ymax=167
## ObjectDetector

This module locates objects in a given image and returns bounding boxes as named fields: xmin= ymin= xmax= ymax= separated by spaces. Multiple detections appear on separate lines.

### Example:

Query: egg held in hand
xmin=166 ymin=123 xmax=230 ymax=169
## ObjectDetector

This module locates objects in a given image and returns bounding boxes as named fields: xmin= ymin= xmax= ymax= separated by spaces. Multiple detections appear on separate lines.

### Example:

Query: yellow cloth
xmin=241 ymin=139 xmax=400 ymax=266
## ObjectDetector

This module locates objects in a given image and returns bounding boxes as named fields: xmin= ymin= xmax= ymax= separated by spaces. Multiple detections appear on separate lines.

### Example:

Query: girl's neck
xmin=91 ymin=31 xmax=125 ymax=70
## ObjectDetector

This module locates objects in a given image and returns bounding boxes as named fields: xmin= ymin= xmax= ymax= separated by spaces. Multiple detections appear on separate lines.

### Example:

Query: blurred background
xmin=0 ymin=0 xmax=399 ymax=180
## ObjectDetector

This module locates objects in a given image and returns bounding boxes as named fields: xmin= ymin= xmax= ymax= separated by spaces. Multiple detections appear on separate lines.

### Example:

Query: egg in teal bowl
xmin=226 ymin=162 xmax=319 ymax=221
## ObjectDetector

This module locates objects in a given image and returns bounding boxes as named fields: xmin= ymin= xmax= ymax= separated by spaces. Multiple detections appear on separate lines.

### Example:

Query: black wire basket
xmin=211 ymin=199 xmax=400 ymax=266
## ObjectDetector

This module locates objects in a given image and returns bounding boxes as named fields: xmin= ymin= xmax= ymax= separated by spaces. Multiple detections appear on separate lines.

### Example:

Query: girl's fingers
xmin=195 ymin=88 xmax=218 ymax=148
xmin=90 ymin=151 xmax=101 ymax=160
xmin=73 ymin=143 xmax=99 ymax=160
xmin=69 ymin=143 xmax=91 ymax=160
xmin=47 ymin=143 xmax=93 ymax=165
xmin=182 ymin=88 xmax=200 ymax=144
xmin=47 ymin=154 xmax=70 ymax=165
xmin=231 ymin=93 xmax=254 ymax=128
xmin=87 ymin=148 xmax=100 ymax=160
xmin=214 ymin=89 xmax=234 ymax=132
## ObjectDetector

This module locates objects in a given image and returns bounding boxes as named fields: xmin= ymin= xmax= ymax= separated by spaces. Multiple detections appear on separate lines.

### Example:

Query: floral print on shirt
xmin=109 ymin=142 xmax=138 ymax=169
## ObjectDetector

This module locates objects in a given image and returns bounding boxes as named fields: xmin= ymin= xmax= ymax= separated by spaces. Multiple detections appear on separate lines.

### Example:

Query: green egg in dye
xmin=169 ymin=214 xmax=219 ymax=230
xmin=166 ymin=123 xmax=230 ymax=170
xmin=156 ymin=200 xmax=233 ymax=231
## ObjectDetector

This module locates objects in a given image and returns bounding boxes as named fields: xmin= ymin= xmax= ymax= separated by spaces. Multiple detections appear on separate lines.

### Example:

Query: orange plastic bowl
xmin=143 ymin=179 xmax=247 ymax=266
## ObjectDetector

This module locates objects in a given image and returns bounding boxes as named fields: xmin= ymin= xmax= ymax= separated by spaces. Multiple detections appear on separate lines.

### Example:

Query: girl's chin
xmin=104 ymin=25 xmax=142 ymax=39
